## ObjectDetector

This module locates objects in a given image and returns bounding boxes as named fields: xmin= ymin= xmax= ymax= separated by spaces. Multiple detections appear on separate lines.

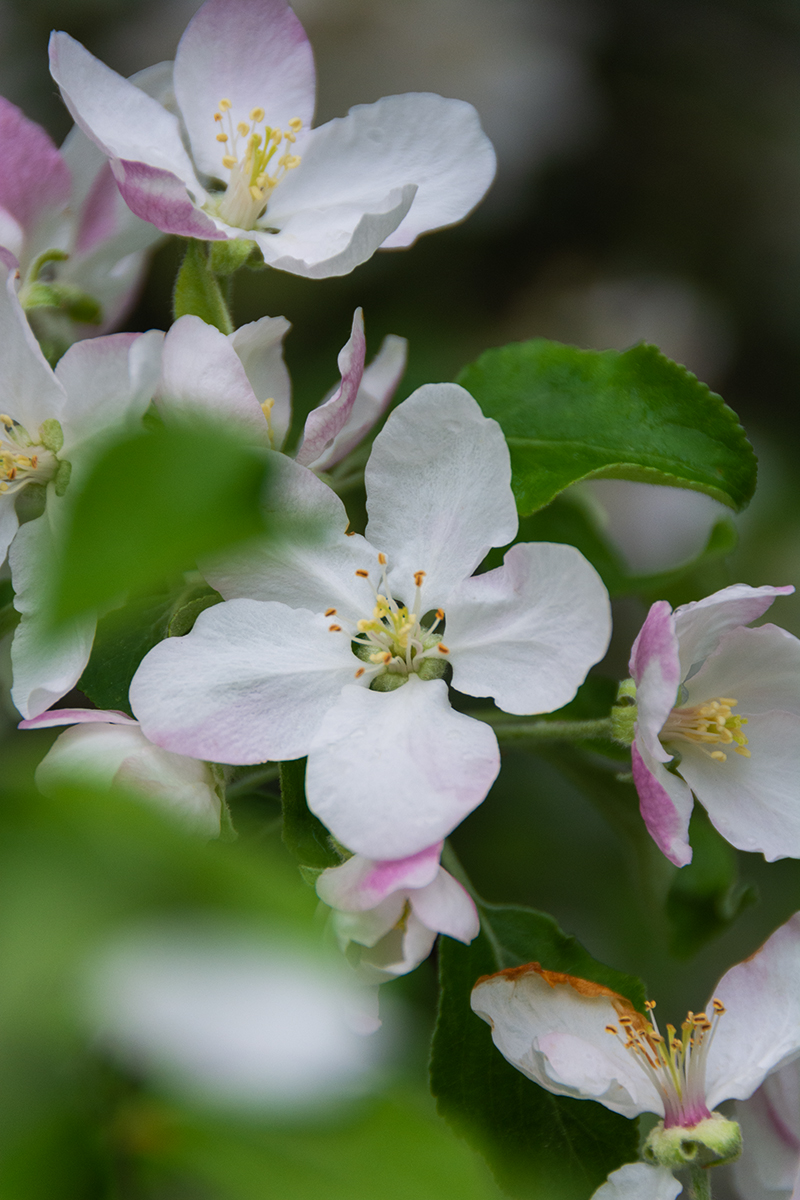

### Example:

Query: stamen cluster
xmin=661 ymin=697 xmax=750 ymax=762
xmin=606 ymin=998 xmax=726 ymax=1129
xmin=212 ymin=99 xmax=302 ymax=230
xmin=0 ymin=415 xmax=57 ymax=495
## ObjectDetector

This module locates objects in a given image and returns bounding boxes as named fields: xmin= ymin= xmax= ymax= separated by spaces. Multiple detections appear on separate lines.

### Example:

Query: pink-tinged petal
xmin=306 ymin=677 xmax=500 ymax=860
xmin=685 ymin=624 xmax=800 ymax=717
xmin=202 ymin=452 xmax=373 ymax=618
xmin=631 ymin=740 xmax=694 ymax=867
xmin=0 ymin=207 xmax=24 ymax=259
xmin=56 ymin=329 xmax=163 ymax=463
xmin=706 ymin=913 xmax=800 ymax=1109
xmin=174 ymin=0 xmax=315 ymax=180
xmin=445 ymin=542 xmax=611 ymax=715
xmin=0 ymin=96 xmax=71 ymax=233
xmin=251 ymin=184 xmax=417 ymax=279
xmin=734 ymin=1062 xmax=800 ymax=1200
xmin=309 ymin=334 xmax=407 ymax=473
xmin=0 ymin=258 xmax=65 ymax=430
xmin=677 ymin=712 xmax=800 ymax=861
xmin=316 ymin=844 xmax=442 ymax=912
xmin=673 ymin=583 xmax=794 ymax=681
xmin=74 ymin=161 xmax=121 ymax=255
xmin=113 ymin=160 xmax=221 ymax=240
xmin=270 ymin=93 xmax=495 ymax=251
xmin=49 ymin=32 xmax=199 ymax=188
xmin=410 ymin=869 xmax=479 ymax=943
xmin=130 ymin=599 xmax=357 ymax=765
xmin=19 ymin=708 xmax=138 ymax=729
xmin=470 ymin=964 xmax=662 ymax=1119
xmin=365 ymin=383 xmax=518 ymax=607
xmin=229 ymin=316 xmax=292 ymax=448
xmin=295 ymin=309 xmax=366 ymax=467
xmin=590 ymin=1164 xmax=682 ymax=1200
xmin=159 ymin=316 xmax=269 ymax=443
xmin=629 ymin=600 xmax=681 ymax=761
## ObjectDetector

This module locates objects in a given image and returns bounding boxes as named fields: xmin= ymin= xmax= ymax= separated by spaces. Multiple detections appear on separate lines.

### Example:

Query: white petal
xmin=49 ymin=32 xmax=201 ymax=192
xmin=129 ymin=599 xmax=357 ymax=764
xmin=349 ymin=907 xmax=438 ymax=983
xmin=365 ymin=383 xmax=518 ymax=607
xmin=295 ymin=309 xmax=366 ymax=468
xmin=733 ymin=1062 xmax=800 ymax=1200
xmin=0 ymin=499 xmax=19 ymax=570
xmin=470 ymin=964 xmax=662 ymax=1118
xmin=269 ymin=94 xmax=495 ymax=250
xmin=202 ymin=452 xmax=376 ymax=619
xmin=591 ymin=1164 xmax=682 ymax=1200
xmin=309 ymin=334 xmax=407 ymax=473
xmin=56 ymin=329 xmax=164 ymax=461
xmin=677 ymin=712 xmax=800 ymax=861
xmin=331 ymin=894 xmax=406 ymax=950
xmin=173 ymin=0 xmax=315 ymax=181
xmin=158 ymin=316 xmax=270 ymax=444
xmin=409 ymin=868 xmax=479 ymax=943
xmin=0 ymin=207 xmax=24 ymax=259
xmin=706 ymin=912 xmax=800 ymax=1109
xmin=673 ymin=584 xmax=793 ymax=680
xmin=445 ymin=542 xmax=611 ymax=715
xmin=229 ymin=315 xmax=292 ymax=448
xmin=0 ymin=258 xmax=65 ymax=430
xmin=632 ymin=739 xmax=694 ymax=868
xmin=316 ymin=844 xmax=442 ymax=912
xmin=306 ymin=677 xmax=500 ymax=860
xmin=20 ymin=707 xmax=137 ymax=729
xmin=684 ymin=624 xmax=800 ymax=716
xmin=630 ymin=600 xmax=682 ymax=762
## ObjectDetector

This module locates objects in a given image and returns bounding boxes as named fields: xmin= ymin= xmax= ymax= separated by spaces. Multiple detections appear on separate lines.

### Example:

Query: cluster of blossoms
xmin=3 ymin=0 xmax=800 ymax=1193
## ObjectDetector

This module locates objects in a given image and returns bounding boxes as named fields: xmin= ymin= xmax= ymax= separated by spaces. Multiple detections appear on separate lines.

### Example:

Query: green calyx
xmin=644 ymin=1113 xmax=742 ymax=1170
xmin=39 ymin=419 xmax=64 ymax=454
xmin=210 ymin=238 xmax=257 ymax=276
xmin=54 ymin=459 xmax=72 ymax=497
xmin=611 ymin=677 xmax=637 ymax=746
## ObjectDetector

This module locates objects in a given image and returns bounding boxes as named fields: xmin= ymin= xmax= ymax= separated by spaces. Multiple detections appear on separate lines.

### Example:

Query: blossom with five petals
xmin=129 ymin=382 xmax=611 ymax=860
xmin=49 ymin=0 xmax=496 ymax=279
xmin=20 ymin=708 xmax=221 ymax=836
xmin=471 ymin=913 xmax=800 ymax=1158
xmin=623 ymin=584 xmax=800 ymax=867
xmin=0 ymin=258 xmax=163 ymax=719
xmin=157 ymin=307 xmax=406 ymax=472
xmin=315 ymin=842 xmax=479 ymax=985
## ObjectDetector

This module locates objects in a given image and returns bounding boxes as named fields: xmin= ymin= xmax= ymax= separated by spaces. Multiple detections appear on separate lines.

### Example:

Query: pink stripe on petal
xmin=362 ymin=842 xmax=443 ymax=901
xmin=19 ymin=708 xmax=138 ymax=730
xmin=631 ymin=742 xmax=693 ymax=867
xmin=295 ymin=308 xmax=366 ymax=467
xmin=75 ymin=161 xmax=120 ymax=254
xmin=629 ymin=600 xmax=680 ymax=687
xmin=114 ymin=160 xmax=223 ymax=240
xmin=0 ymin=96 xmax=71 ymax=232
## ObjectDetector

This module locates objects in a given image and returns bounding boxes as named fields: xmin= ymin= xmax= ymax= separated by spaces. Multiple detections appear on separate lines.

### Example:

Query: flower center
xmin=210 ymin=99 xmax=302 ymax=230
xmin=661 ymin=696 xmax=750 ymax=763
xmin=0 ymin=415 xmax=60 ymax=496
xmin=606 ymin=998 xmax=726 ymax=1129
xmin=325 ymin=553 xmax=450 ymax=688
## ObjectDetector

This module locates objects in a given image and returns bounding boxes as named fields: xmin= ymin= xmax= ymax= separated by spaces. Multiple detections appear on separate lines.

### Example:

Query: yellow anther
xmin=260 ymin=398 xmax=275 ymax=420
xmin=325 ymin=608 xmax=337 ymax=617
xmin=237 ymin=121 xmax=250 ymax=137
xmin=712 ymin=998 xmax=726 ymax=1014
xmin=605 ymin=1025 xmax=618 ymax=1035
xmin=369 ymin=651 xmax=392 ymax=664
xmin=437 ymin=644 xmax=450 ymax=654
xmin=414 ymin=571 xmax=426 ymax=587
xmin=214 ymin=112 xmax=223 ymax=123
xmin=329 ymin=624 xmax=342 ymax=632
xmin=355 ymin=569 xmax=369 ymax=578
xmin=0 ymin=415 xmax=11 ymax=425
xmin=645 ymin=1000 xmax=656 ymax=1010
xmin=284 ymin=130 xmax=296 ymax=144
xmin=216 ymin=132 xmax=229 ymax=142
xmin=272 ymin=129 xmax=283 ymax=144
xmin=250 ymin=107 xmax=266 ymax=123
xmin=289 ymin=117 xmax=302 ymax=131
xmin=222 ymin=155 xmax=237 ymax=169
xmin=354 ymin=667 xmax=365 ymax=679
xmin=249 ymin=185 xmax=264 ymax=201
xmin=378 ymin=553 xmax=387 ymax=565
xmin=285 ymin=155 xmax=300 ymax=169
xmin=219 ymin=98 xmax=232 ymax=111
xmin=710 ymin=750 xmax=727 ymax=762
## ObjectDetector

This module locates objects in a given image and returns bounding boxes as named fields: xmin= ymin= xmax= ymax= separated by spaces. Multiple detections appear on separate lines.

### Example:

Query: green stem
xmin=688 ymin=1165 xmax=712 ymax=1200
xmin=226 ymin=765 xmax=281 ymax=798
xmin=470 ymin=713 xmax=615 ymax=745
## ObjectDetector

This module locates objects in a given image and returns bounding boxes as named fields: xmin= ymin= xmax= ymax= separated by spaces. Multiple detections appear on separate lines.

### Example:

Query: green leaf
xmin=431 ymin=901 xmax=644 ymax=1200
xmin=50 ymin=419 xmax=271 ymax=622
xmin=173 ymin=239 xmax=233 ymax=333
xmin=78 ymin=582 xmax=218 ymax=712
xmin=280 ymin=759 xmax=341 ymax=870
xmin=666 ymin=809 xmax=758 ymax=959
xmin=167 ymin=590 xmax=223 ymax=637
xmin=457 ymin=340 xmax=757 ymax=515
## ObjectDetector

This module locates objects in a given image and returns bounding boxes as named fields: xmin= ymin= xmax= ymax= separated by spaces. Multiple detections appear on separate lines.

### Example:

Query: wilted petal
xmin=631 ymin=740 xmax=694 ymax=868
xmin=306 ymin=677 xmax=500 ymax=860
xmin=673 ymin=583 xmax=794 ymax=681
xmin=706 ymin=913 xmax=800 ymax=1108
xmin=295 ymin=309 xmax=366 ymax=467
xmin=445 ymin=542 xmax=610 ymax=715
xmin=130 ymin=599 xmax=357 ymax=764
xmin=365 ymin=383 xmax=518 ymax=607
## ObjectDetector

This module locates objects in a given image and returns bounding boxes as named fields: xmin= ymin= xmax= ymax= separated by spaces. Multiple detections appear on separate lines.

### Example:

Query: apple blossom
xmin=157 ymin=306 xmax=407 ymax=471
xmin=0 ymin=258 xmax=163 ymax=719
xmin=471 ymin=913 xmax=800 ymax=1171
xmin=315 ymin=842 xmax=479 ymax=985
xmin=732 ymin=1057 xmax=800 ymax=1200
xmin=616 ymin=584 xmax=800 ymax=867
xmin=129 ymin=381 xmax=611 ymax=860
xmin=20 ymin=708 xmax=221 ymax=836
xmin=0 ymin=91 xmax=163 ymax=346
xmin=48 ymin=0 xmax=497 ymax=280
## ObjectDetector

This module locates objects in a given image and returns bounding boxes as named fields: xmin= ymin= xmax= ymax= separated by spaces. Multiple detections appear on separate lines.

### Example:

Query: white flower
xmin=0 ymin=258 xmax=163 ymax=719
xmin=471 ymin=913 xmax=800 ymax=1144
xmin=624 ymin=584 xmax=800 ymax=866
xmin=49 ymin=0 xmax=496 ymax=279
xmin=129 ymin=382 xmax=611 ymax=860
xmin=158 ymin=306 xmax=406 ymax=471
xmin=20 ymin=707 xmax=221 ymax=836
xmin=315 ymin=842 xmax=479 ymax=985
xmin=732 ymin=1057 xmax=800 ymax=1200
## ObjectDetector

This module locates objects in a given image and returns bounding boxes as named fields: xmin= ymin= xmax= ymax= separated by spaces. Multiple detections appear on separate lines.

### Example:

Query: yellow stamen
xmin=219 ymin=98 xmax=232 ymax=111
xmin=250 ymin=107 xmax=265 ymax=123
xmin=288 ymin=117 xmax=303 ymax=131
